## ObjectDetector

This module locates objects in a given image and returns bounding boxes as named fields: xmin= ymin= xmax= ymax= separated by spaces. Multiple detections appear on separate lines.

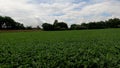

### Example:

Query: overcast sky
xmin=0 ymin=0 xmax=120 ymax=27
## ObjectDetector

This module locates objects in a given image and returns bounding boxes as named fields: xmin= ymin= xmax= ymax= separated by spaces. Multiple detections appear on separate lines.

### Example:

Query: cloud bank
xmin=0 ymin=0 xmax=120 ymax=27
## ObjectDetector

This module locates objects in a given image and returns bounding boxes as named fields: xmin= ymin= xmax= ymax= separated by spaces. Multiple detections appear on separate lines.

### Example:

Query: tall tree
xmin=56 ymin=22 xmax=68 ymax=30
xmin=53 ymin=19 xmax=58 ymax=25
xmin=0 ymin=15 xmax=25 ymax=29
xmin=4 ymin=16 xmax=16 ymax=29
xmin=0 ymin=16 xmax=4 ymax=29
xmin=42 ymin=23 xmax=53 ymax=31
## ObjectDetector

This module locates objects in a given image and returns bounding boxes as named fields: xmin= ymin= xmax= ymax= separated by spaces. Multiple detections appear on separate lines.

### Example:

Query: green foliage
xmin=54 ymin=22 xmax=68 ymax=30
xmin=1 ymin=15 xmax=120 ymax=30
xmin=53 ymin=19 xmax=58 ymax=26
xmin=70 ymin=18 xmax=120 ymax=30
xmin=0 ymin=15 xmax=25 ymax=29
xmin=26 ymin=26 xmax=32 ymax=30
xmin=42 ymin=23 xmax=54 ymax=31
xmin=70 ymin=24 xmax=87 ymax=30
xmin=0 ymin=29 xmax=120 ymax=67
xmin=42 ymin=20 xmax=68 ymax=31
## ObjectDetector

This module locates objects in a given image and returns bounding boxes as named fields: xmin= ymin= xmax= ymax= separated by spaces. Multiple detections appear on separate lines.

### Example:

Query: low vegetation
xmin=0 ymin=29 xmax=120 ymax=67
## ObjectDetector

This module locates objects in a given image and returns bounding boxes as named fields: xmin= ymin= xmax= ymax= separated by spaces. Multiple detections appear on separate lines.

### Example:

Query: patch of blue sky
xmin=73 ymin=6 xmax=84 ymax=11
xmin=28 ymin=0 xmax=107 ymax=4
xmin=83 ymin=15 xmax=93 ymax=19
xmin=65 ymin=18 xmax=74 ymax=22
xmin=101 ymin=12 xmax=112 ymax=17
xmin=50 ymin=13 xmax=65 ymax=16
xmin=28 ymin=0 xmax=85 ymax=4
xmin=72 ymin=0 xmax=94 ymax=4
xmin=28 ymin=0 xmax=52 ymax=4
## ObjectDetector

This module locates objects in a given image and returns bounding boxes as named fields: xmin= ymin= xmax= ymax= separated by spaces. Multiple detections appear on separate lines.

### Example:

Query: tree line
xmin=70 ymin=18 xmax=120 ymax=30
xmin=42 ymin=18 xmax=120 ymax=31
xmin=0 ymin=15 xmax=120 ymax=30
xmin=0 ymin=16 xmax=25 ymax=29
xmin=0 ymin=16 xmax=41 ymax=30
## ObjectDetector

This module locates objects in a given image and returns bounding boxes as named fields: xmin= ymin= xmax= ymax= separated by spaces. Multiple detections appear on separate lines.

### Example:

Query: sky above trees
xmin=0 ymin=0 xmax=120 ymax=27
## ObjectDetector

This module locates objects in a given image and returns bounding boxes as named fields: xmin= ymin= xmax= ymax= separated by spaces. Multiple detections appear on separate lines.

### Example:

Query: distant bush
xmin=42 ymin=23 xmax=54 ymax=31
xmin=42 ymin=20 xmax=68 ymax=31
xmin=53 ymin=22 xmax=68 ymax=30
xmin=26 ymin=26 xmax=32 ymax=30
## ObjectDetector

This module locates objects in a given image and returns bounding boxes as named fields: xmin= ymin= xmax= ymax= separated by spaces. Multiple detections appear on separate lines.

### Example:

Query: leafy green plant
xmin=0 ymin=29 xmax=120 ymax=68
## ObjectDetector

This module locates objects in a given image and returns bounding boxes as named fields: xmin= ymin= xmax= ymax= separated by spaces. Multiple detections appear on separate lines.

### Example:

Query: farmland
xmin=0 ymin=29 xmax=120 ymax=68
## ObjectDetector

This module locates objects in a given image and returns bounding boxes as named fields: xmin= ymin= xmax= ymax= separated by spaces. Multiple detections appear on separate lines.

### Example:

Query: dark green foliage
xmin=95 ymin=21 xmax=106 ymax=29
xmin=0 ymin=29 xmax=120 ymax=67
xmin=36 ymin=26 xmax=41 ymax=29
xmin=53 ymin=22 xmax=68 ymax=30
xmin=0 ymin=16 xmax=4 ymax=29
xmin=70 ymin=24 xmax=87 ymax=30
xmin=4 ymin=16 xmax=16 ymax=29
xmin=0 ymin=15 xmax=25 ymax=29
xmin=43 ymin=18 xmax=120 ymax=31
xmin=88 ymin=22 xmax=98 ymax=29
xmin=15 ymin=22 xmax=25 ymax=29
xmin=106 ymin=18 xmax=120 ymax=28
xmin=1 ymin=15 xmax=120 ymax=30
xmin=53 ymin=19 xmax=58 ymax=26
xmin=26 ymin=26 xmax=32 ymax=30
xmin=70 ymin=18 xmax=120 ymax=30
xmin=42 ymin=23 xmax=54 ymax=31
xmin=42 ymin=20 xmax=68 ymax=31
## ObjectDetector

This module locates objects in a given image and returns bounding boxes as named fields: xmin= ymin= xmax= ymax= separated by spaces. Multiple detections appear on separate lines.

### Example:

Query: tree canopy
xmin=0 ymin=16 xmax=25 ymax=29
xmin=42 ymin=18 xmax=120 ymax=31
xmin=42 ymin=20 xmax=68 ymax=31
xmin=70 ymin=18 xmax=120 ymax=30
xmin=1 ymin=15 xmax=120 ymax=31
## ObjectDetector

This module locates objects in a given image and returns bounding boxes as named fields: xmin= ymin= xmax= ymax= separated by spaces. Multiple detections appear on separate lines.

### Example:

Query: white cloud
xmin=0 ymin=0 xmax=120 ymax=27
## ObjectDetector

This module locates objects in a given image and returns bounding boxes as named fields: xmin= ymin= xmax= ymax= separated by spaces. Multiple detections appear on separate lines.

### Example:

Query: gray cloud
xmin=0 ymin=0 xmax=120 ymax=27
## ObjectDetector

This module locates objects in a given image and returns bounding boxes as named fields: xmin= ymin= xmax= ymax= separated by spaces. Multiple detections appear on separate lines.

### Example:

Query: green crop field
xmin=0 ymin=29 xmax=120 ymax=68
